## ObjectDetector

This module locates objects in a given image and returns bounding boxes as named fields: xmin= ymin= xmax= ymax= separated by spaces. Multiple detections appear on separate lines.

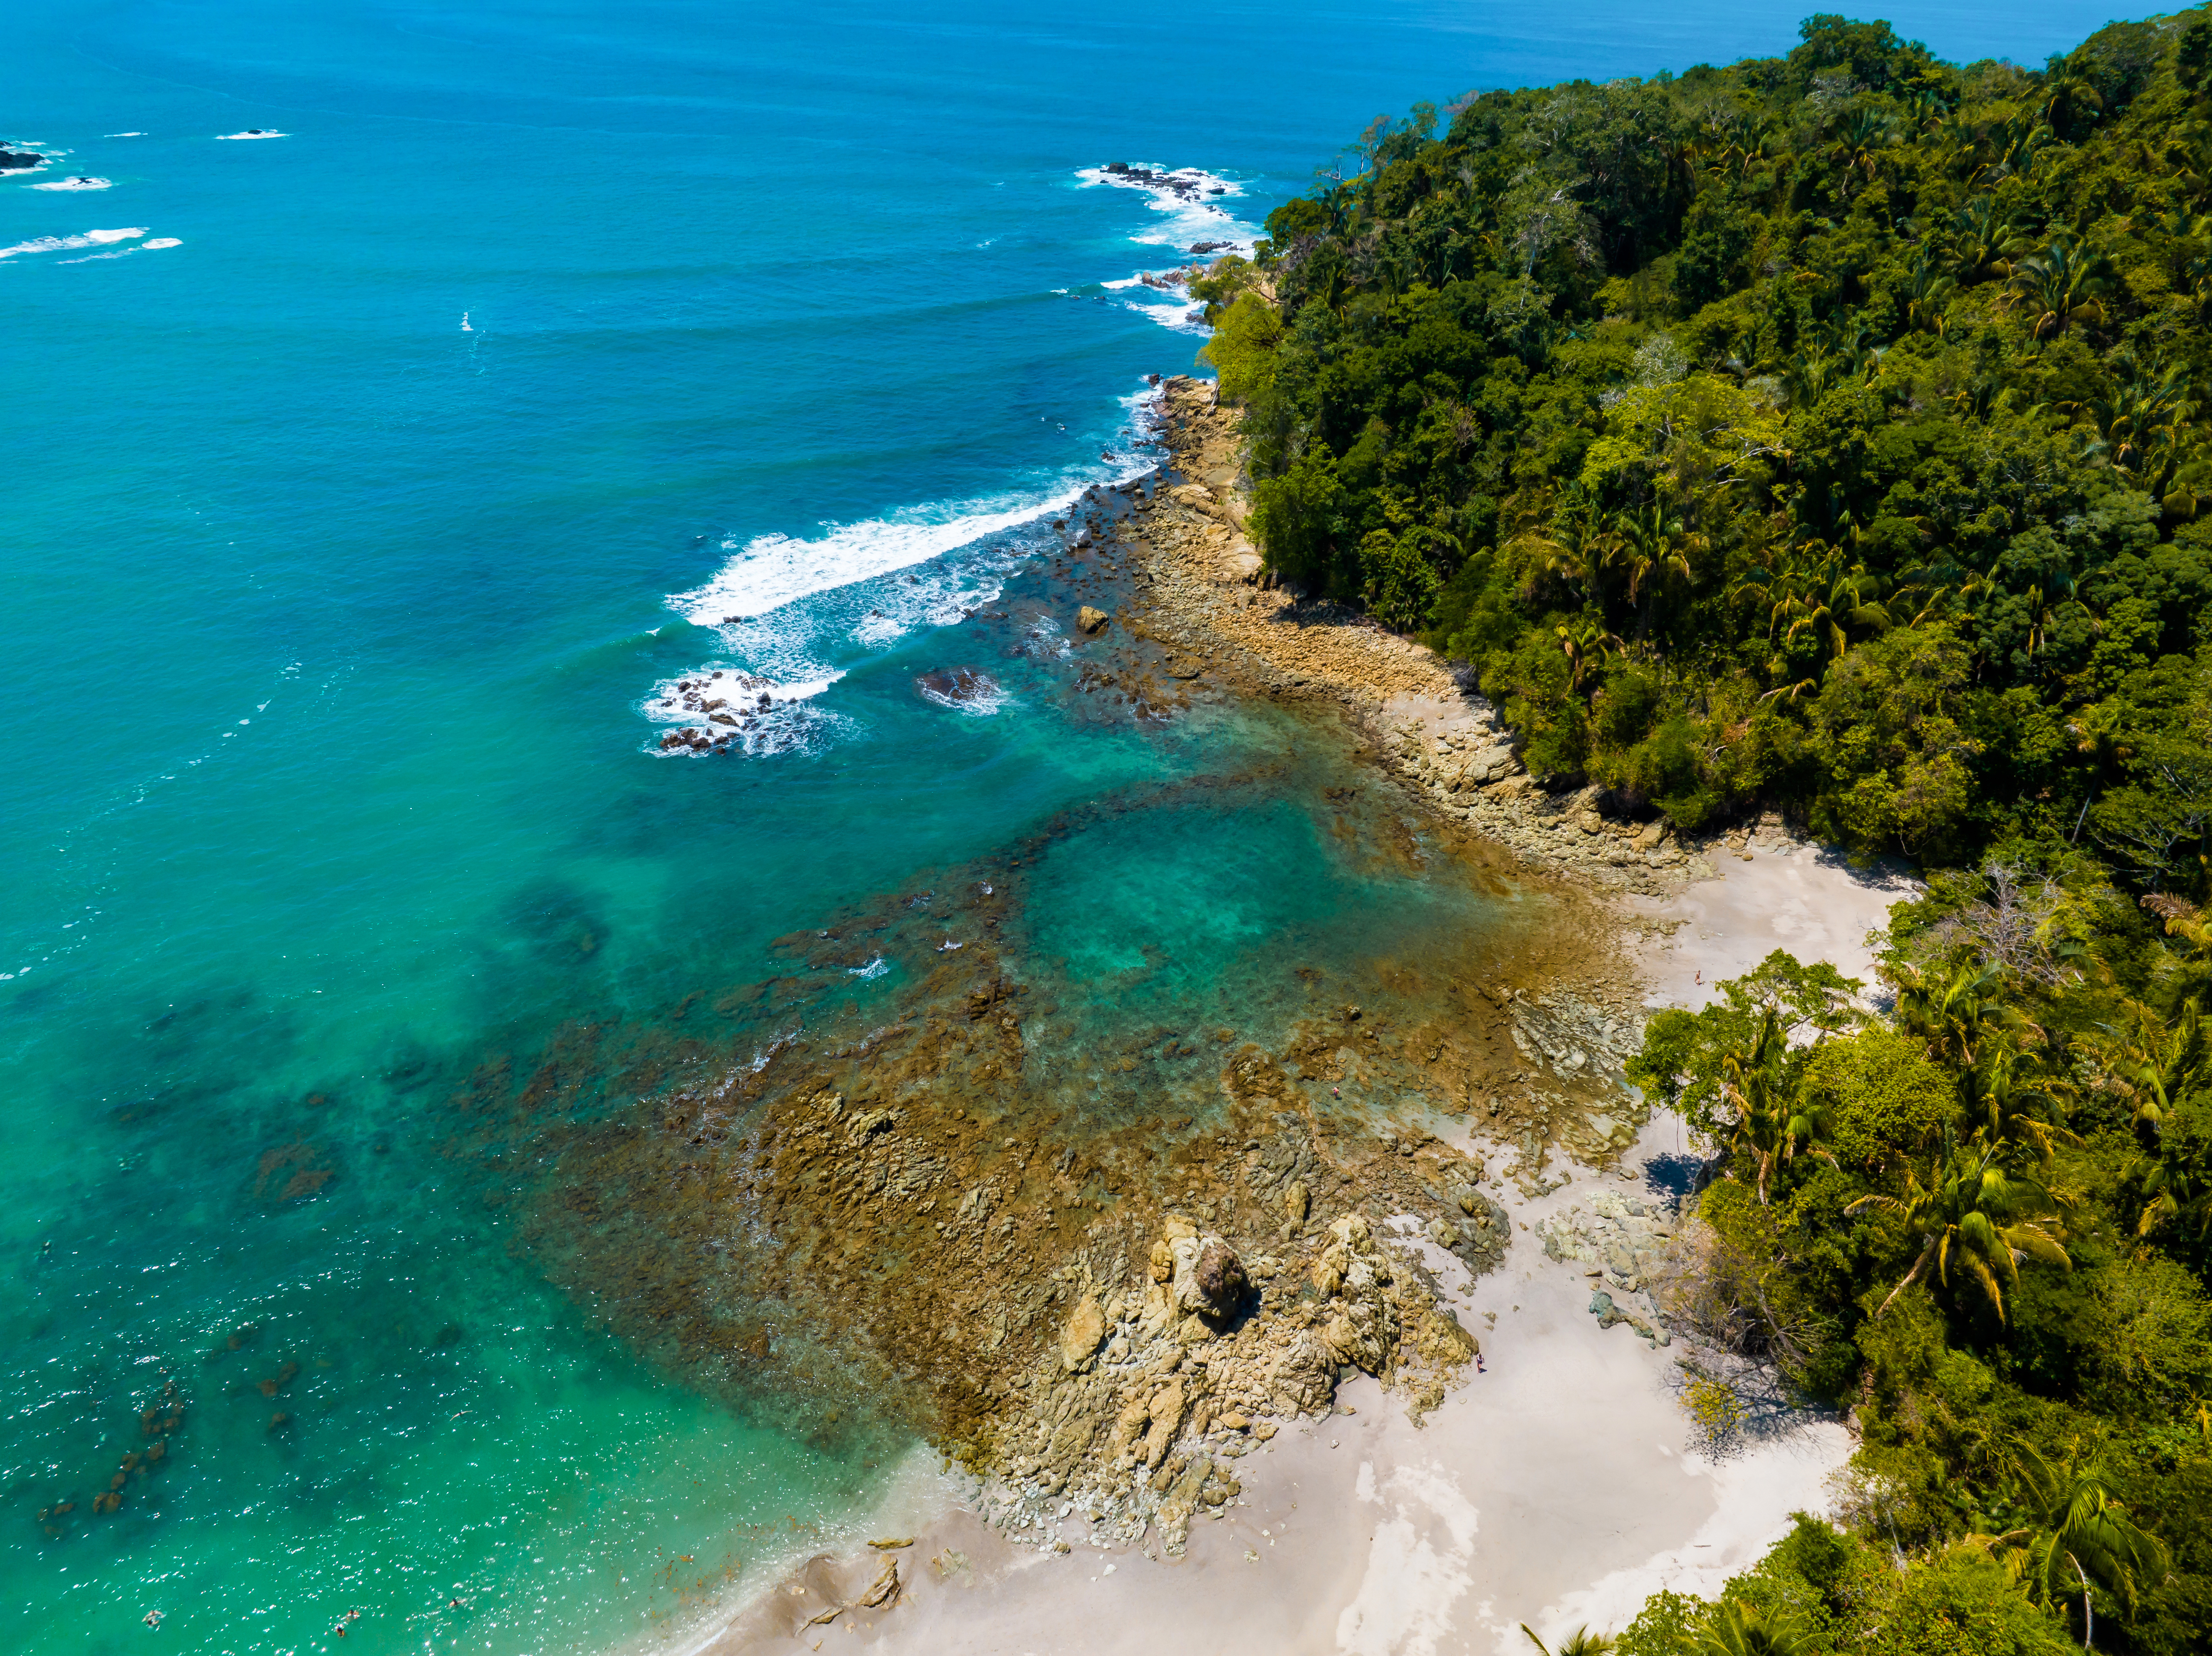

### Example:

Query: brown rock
xmin=1171 ymin=1233 xmax=1249 ymax=1320
xmin=1077 ymin=605 xmax=1110 ymax=635
xmin=1109 ymin=1391 xmax=1153 ymax=1461
xmin=1193 ymin=1237 xmax=1250 ymax=1315
xmin=1059 ymin=1295 xmax=1105 ymax=1371
xmin=1268 ymin=1331 xmax=1338 ymax=1414
xmin=1048 ymin=1410 xmax=1098 ymax=1463
xmin=1417 ymin=1308 xmax=1479 ymax=1366
xmin=1140 ymin=1377 xmax=1185 ymax=1467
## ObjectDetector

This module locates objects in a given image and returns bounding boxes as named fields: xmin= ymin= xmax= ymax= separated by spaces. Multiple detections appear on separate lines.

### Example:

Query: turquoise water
xmin=3 ymin=0 xmax=2120 ymax=1648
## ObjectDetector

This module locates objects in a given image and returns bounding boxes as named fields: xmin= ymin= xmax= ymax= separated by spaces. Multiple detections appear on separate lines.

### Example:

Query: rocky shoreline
xmin=569 ymin=379 xmax=1818 ymax=1652
xmin=1108 ymin=377 xmax=1777 ymax=904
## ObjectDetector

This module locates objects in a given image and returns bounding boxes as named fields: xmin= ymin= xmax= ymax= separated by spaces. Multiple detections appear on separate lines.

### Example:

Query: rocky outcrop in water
xmin=916 ymin=667 xmax=1000 ymax=708
xmin=0 ymin=147 xmax=45 ymax=171
xmin=1099 ymin=162 xmax=1222 ymax=201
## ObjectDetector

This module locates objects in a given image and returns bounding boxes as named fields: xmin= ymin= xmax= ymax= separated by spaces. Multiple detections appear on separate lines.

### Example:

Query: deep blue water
xmin=2 ymin=0 xmax=2121 ymax=1648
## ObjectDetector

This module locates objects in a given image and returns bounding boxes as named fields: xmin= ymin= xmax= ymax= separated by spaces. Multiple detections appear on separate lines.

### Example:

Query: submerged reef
xmin=459 ymin=757 xmax=1647 ymax=1541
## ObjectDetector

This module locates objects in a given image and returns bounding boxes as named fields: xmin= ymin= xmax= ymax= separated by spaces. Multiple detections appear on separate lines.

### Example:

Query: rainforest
xmin=1203 ymin=11 xmax=2212 ymax=1653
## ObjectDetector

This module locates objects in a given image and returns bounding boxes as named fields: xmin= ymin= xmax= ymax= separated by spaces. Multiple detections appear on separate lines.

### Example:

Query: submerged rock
xmin=916 ymin=668 xmax=1000 ymax=708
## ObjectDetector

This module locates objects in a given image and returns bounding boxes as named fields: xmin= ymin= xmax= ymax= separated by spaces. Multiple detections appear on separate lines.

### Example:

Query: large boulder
xmin=1171 ymin=1233 xmax=1250 ymax=1322
xmin=916 ymin=667 xmax=1001 ymax=708
xmin=1455 ymin=744 xmax=1522 ymax=788
xmin=1077 ymin=605 xmax=1110 ymax=635
xmin=1267 ymin=1330 xmax=1338 ymax=1415
xmin=1308 ymin=1214 xmax=1401 ymax=1375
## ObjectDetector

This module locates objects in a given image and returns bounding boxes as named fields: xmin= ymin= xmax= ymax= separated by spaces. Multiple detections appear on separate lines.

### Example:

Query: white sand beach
xmin=694 ymin=831 xmax=1901 ymax=1656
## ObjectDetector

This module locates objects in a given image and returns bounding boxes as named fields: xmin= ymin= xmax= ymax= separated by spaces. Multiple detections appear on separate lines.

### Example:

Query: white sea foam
xmin=31 ymin=177 xmax=112 ymax=191
xmin=1115 ymin=291 xmax=1210 ymax=333
xmin=58 ymin=236 xmax=177 ymax=264
xmin=844 ymin=549 xmax=1022 ymax=647
xmin=644 ymin=382 xmax=1169 ymax=762
xmin=0 ymin=226 xmax=146 ymax=259
xmin=104 ymin=132 xmax=147 ymax=138
xmin=1076 ymin=163 xmax=1261 ymax=333
xmin=1076 ymin=163 xmax=1257 ymax=252
xmin=848 ymin=957 xmax=890 ymax=980
xmin=915 ymin=669 xmax=1012 ymax=717
xmin=641 ymin=664 xmax=848 ymax=758
xmin=215 ymin=130 xmax=288 ymax=140
xmin=670 ymin=491 xmax=1098 ymax=627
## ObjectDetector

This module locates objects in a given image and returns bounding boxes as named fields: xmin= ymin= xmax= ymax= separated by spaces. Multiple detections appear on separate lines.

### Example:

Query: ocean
xmin=1 ymin=0 xmax=2117 ymax=1648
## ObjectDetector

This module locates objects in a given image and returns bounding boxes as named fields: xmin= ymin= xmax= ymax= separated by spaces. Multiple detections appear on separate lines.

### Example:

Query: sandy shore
xmin=1631 ymin=835 xmax=1919 ymax=1013
xmin=712 ymin=1172 xmax=1849 ymax=1656
xmin=694 ymin=828 xmax=1896 ymax=1656
xmin=702 ymin=1171 xmax=1852 ymax=1656
xmin=670 ymin=380 xmax=1915 ymax=1656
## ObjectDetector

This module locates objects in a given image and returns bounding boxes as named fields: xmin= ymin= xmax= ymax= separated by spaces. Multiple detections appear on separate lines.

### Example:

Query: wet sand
xmin=699 ymin=1127 xmax=1853 ymax=1656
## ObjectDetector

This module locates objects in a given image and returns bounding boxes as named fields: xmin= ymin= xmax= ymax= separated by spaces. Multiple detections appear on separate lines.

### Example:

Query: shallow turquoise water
xmin=3 ymin=0 xmax=2122 ymax=1648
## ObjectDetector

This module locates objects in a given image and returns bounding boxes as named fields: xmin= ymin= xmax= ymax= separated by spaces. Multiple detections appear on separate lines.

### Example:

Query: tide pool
xmin=2 ymin=0 xmax=2125 ymax=1649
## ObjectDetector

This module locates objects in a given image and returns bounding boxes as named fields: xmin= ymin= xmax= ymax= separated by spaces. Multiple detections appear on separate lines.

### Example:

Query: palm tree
xmin=1977 ymin=1443 xmax=2169 ymax=1649
xmin=1733 ymin=545 xmax=1889 ymax=673
xmin=1899 ymin=254 xmax=1956 ymax=335
xmin=1965 ymin=1046 xmax=2078 ymax=1153
xmin=1520 ymin=1624 xmax=1615 ymax=1656
xmin=1693 ymin=1600 xmax=1811 ymax=1656
xmin=2137 ymin=1123 xmax=2212 ymax=1243
xmin=2072 ymin=354 xmax=2196 ymax=475
xmin=1958 ymin=1046 xmax=2079 ymax=1164
xmin=2007 ymin=236 xmax=2113 ymax=338
xmin=2041 ymin=64 xmax=2105 ymax=141
xmin=1849 ymin=1130 xmax=2070 ymax=1321
xmin=1893 ymin=960 xmax=2016 ymax=1069
xmin=2103 ymin=997 xmax=2209 ymax=1133
xmin=1552 ymin=616 xmax=1623 ymax=698
xmin=1510 ymin=490 xmax=1616 ymax=611
xmin=1945 ymin=194 xmax=2029 ymax=285
xmin=1829 ymin=107 xmax=1898 ymax=191
xmin=1973 ymin=110 xmax=2054 ymax=187
xmin=1782 ymin=553 xmax=1889 ymax=665
xmin=1724 ymin=1010 xmax=1837 ymax=1205
xmin=2141 ymin=894 xmax=2212 ymax=1006
xmin=2007 ymin=564 xmax=2087 ymax=663
xmin=1607 ymin=498 xmax=1702 ymax=622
